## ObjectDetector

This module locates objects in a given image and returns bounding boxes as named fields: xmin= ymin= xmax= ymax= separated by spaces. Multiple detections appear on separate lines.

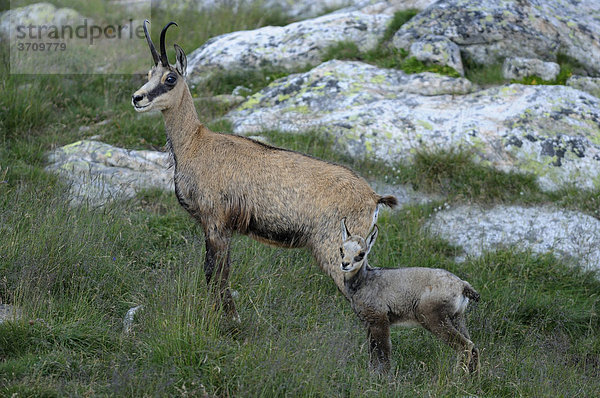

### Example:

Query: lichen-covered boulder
xmin=46 ymin=140 xmax=173 ymax=206
xmin=427 ymin=205 xmax=600 ymax=272
xmin=409 ymin=35 xmax=464 ymax=76
xmin=567 ymin=76 xmax=600 ymax=99
xmin=392 ymin=0 xmax=600 ymax=76
xmin=502 ymin=57 xmax=560 ymax=82
xmin=0 ymin=2 xmax=83 ymax=38
xmin=226 ymin=60 xmax=600 ymax=192
xmin=186 ymin=11 xmax=392 ymax=84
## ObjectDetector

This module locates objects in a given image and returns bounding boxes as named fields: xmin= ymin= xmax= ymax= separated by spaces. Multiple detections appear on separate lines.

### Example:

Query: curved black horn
xmin=143 ymin=19 xmax=160 ymax=66
xmin=159 ymin=21 xmax=178 ymax=66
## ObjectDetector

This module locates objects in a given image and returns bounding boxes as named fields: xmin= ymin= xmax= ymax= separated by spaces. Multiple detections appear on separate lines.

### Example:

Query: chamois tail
xmin=463 ymin=284 xmax=480 ymax=302
xmin=377 ymin=195 xmax=398 ymax=208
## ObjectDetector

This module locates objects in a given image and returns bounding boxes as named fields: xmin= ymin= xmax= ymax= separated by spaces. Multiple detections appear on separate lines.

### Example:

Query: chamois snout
xmin=132 ymin=93 xmax=148 ymax=110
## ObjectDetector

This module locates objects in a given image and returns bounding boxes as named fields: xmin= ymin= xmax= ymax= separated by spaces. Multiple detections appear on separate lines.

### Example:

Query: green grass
xmin=2 ymin=2 xmax=600 ymax=396
xmin=382 ymin=9 xmax=419 ymax=43
xmin=463 ymin=59 xmax=506 ymax=87
xmin=322 ymin=40 xmax=461 ymax=78
xmin=1 ymin=182 xmax=599 ymax=396
xmin=196 ymin=66 xmax=313 ymax=98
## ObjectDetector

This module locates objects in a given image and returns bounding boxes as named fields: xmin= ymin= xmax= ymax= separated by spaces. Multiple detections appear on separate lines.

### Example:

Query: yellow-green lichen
xmin=61 ymin=141 xmax=84 ymax=153
xmin=416 ymin=120 xmax=433 ymax=130
xmin=238 ymin=93 xmax=263 ymax=111
xmin=285 ymin=105 xmax=310 ymax=114
xmin=277 ymin=93 xmax=291 ymax=102
xmin=370 ymin=74 xmax=386 ymax=84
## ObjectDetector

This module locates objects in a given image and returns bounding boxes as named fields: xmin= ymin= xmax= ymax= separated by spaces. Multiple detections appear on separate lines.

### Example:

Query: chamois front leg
xmin=204 ymin=226 xmax=239 ymax=323
xmin=366 ymin=318 xmax=392 ymax=374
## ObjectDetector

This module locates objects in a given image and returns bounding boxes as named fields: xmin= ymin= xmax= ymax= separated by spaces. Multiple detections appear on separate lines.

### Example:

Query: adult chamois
xmin=132 ymin=21 xmax=397 ymax=321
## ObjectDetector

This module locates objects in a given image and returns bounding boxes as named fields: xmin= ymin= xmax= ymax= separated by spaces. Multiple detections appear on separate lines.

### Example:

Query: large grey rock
xmin=392 ymin=0 xmax=600 ymax=76
xmin=226 ymin=60 xmax=600 ymax=192
xmin=567 ymin=76 xmax=600 ymax=99
xmin=46 ymin=140 xmax=173 ymax=206
xmin=427 ymin=205 xmax=600 ymax=272
xmin=186 ymin=11 xmax=392 ymax=84
xmin=502 ymin=57 xmax=560 ymax=82
xmin=0 ymin=2 xmax=83 ymax=38
xmin=409 ymin=35 xmax=464 ymax=76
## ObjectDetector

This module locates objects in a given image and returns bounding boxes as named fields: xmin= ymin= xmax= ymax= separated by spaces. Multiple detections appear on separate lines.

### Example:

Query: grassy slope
xmin=1 ymin=4 xmax=599 ymax=397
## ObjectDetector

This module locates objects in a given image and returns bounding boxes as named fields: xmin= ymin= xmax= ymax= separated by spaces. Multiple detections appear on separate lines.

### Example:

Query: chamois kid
xmin=339 ymin=219 xmax=480 ymax=374
xmin=131 ymin=21 xmax=397 ymax=321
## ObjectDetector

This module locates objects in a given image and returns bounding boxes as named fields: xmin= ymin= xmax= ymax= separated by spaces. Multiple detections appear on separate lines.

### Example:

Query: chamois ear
xmin=174 ymin=44 xmax=187 ymax=77
xmin=340 ymin=218 xmax=350 ymax=241
xmin=365 ymin=225 xmax=378 ymax=255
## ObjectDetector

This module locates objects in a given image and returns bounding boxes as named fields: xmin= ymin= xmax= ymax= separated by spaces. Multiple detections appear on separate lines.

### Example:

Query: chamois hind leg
xmin=204 ymin=226 xmax=239 ymax=323
xmin=419 ymin=312 xmax=475 ymax=374
xmin=366 ymin=318 xmax=392 ymax=374
xmin=452 ymin=314 xmax=480 ymax=374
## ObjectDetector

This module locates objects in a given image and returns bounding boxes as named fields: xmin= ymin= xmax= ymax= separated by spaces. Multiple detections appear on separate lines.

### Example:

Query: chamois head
xmin=132 ymin=20 xmax=188 ymax=113
xmin=339 ymin=218 xmax=378 ymax=275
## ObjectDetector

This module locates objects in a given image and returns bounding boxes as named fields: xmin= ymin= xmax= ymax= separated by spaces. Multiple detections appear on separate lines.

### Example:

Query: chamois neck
xmin=344 ymin=263 xmax=368 ymax=296
xmin=161 ymin=83 xmax=203 ymax=152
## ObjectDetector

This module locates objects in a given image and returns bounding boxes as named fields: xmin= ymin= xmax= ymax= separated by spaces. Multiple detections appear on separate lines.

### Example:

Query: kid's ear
xmin=174 ymin=44 xmax=187 ymax=76
xmin=365 ymin=225 xmax=378 ymax=255
xmin=340 ymin=218 xmax=351 ymax=241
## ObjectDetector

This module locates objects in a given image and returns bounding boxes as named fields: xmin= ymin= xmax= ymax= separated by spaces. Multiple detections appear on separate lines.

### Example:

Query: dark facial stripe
xmin=146 ymin=81 xmax=175 ymax=102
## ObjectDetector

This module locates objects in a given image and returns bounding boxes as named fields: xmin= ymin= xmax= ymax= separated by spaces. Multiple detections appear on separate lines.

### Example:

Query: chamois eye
xmin=354 ymin=252 xmax=365 ymax=262
xmin=165 ymin=74 xmax=177 ymax=85
xmin=339 ymin=248 xmax=344 ymax=258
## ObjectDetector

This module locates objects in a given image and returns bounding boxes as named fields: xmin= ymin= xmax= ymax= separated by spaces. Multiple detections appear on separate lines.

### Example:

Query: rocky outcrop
xmin=46 ymin=140 xmax=173 ymax=206
xmin=392 ymin=0 xmax=600 ymax=76
xmin=186 ymin=11 xmax=392 ymax=83
xmin=427 ymin=205 xmax=600 ymax=272
xmin=502 ymin=57 xmax=560 ymax=82
xmin=226 ymin=60 xmax=600 ymax=192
